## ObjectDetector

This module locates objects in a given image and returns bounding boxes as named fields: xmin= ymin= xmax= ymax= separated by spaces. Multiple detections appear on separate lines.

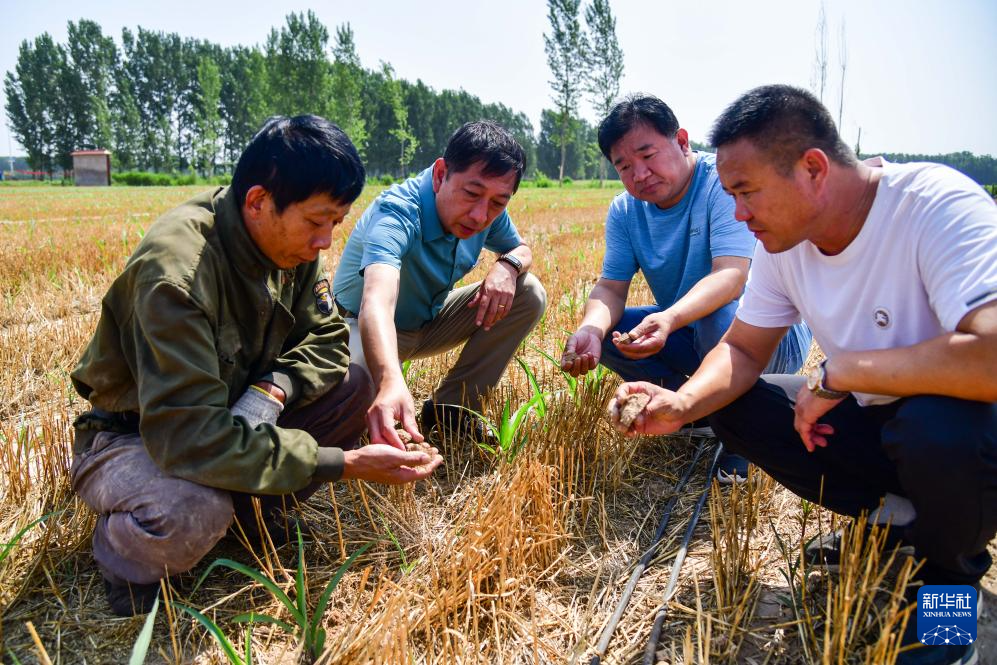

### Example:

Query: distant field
xmin=1 ymin=184 xmax=992 ymax=664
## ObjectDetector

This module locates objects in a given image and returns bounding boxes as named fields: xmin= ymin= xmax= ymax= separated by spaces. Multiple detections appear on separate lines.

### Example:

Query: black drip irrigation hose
xmin=588 ymin=439 xmax=712 ymax=665
xmin=641 ymin=444 xmax=724 ymax=665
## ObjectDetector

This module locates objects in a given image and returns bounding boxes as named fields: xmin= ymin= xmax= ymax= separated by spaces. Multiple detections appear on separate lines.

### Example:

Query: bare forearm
xmin=659 ymin=266 xmax=745 ymax=333
xmin=578 ymin=281 xmax=628 ymax=337
xmin=673 ymin=341 xmax=767 ymax=423
xmin=670 ymin=319 xmax=786 ymax=423
xmin=827 ymin=332 xmax=997 ymax=402
xmin=358 ymin=307 xmax=404 ymax=388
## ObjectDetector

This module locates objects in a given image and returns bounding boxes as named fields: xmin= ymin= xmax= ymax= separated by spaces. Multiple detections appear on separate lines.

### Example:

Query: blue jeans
xmin=600 ymin=301 xmax=813 ymax=390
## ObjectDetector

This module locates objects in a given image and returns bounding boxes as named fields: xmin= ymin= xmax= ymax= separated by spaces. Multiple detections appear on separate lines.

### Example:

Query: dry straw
xmin=1 ymin=185 xmax=948 ymax=664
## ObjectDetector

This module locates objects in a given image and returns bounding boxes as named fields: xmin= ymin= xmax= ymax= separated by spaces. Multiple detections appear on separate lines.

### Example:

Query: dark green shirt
xmin=71 ymin=187 xmax=349 ymax=494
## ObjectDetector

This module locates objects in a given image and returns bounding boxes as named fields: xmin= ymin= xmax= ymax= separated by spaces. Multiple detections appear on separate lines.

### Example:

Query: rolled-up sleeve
xmin=360 ymin=200 xmax=419 ymax=271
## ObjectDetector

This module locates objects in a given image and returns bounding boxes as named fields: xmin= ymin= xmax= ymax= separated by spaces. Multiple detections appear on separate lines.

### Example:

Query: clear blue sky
xmin=2 ymin=0 xmax=995 ymax=157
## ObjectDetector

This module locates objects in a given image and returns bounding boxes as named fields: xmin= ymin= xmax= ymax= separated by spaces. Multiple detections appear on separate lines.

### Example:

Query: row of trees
xmin=4 ymin=12 xmax=620 ymax=181
xmin=868 ymin=152 xmax=997 ymax=186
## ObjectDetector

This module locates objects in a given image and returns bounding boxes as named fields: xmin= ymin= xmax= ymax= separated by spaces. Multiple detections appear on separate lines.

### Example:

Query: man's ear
xmin=675 ymin=128 xmax=691 ymax=154
xmin=799 ymin=148 xmax=830 ymax=187
xmin=242 ymin=185 xmax=269 ymax=219
xmin=431 ymin=158 xmax=447 ymax=194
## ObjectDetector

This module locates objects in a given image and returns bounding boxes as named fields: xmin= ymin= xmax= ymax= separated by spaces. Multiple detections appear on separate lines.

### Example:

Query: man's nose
xmin=734 ymin=197 xmax=752 ymax=222
xmin=468 ymin=198 xmax=489 ymax=225
xmin=312 ymin=228 xmax=333 ymax=250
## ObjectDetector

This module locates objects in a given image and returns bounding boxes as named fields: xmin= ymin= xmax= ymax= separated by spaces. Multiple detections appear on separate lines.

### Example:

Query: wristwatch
xmin=806 ymin=360 xmax=849 ymax=400
xmin=497 ymin=253 xmax=523 ymax=275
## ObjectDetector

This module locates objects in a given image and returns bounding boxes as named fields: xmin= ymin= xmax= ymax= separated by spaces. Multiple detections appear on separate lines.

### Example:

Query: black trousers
xmin=709 ymin=374 xmax=997 ymax=586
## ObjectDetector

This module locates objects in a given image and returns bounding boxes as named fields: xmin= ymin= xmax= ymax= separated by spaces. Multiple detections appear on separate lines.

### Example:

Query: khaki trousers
xmin=345 ymin=273 xmax=547 ymax=410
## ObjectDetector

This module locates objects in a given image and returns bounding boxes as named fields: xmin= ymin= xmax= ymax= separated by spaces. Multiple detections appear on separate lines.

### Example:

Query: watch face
xmin=806 ymin=367 xmax=820 ymax=391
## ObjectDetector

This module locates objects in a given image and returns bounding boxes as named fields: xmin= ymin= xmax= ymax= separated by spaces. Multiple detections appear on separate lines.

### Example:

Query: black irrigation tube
xmin=588 ymin=439 xmax=712 ymax=665
xmin=641 ymin=444 xmax=724 ymax=665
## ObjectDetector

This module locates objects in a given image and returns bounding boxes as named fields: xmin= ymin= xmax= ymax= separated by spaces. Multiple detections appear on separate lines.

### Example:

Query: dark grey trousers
xmin=709 ymin=374 xmax=997 ymax=586
xmin=71 ymin=364 xmax=373 ymax=585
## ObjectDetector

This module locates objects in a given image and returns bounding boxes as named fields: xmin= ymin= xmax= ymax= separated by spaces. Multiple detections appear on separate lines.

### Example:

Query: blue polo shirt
xmin=333 ymin=167 xmax=524 ymax=331
xmin=602 ymin=152 xmax=754 ymax=308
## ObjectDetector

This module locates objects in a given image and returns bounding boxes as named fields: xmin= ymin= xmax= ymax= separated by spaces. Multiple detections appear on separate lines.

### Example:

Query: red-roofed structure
xmin=71 ymin=150 xmax=111 ymax=186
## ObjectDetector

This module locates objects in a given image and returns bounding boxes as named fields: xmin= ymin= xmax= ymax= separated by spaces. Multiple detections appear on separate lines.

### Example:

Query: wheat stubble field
xmin=1 ymin=184 xmax=994 ymax=664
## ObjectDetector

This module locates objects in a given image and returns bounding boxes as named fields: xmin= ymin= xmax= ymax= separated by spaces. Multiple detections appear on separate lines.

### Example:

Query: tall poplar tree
xmin=266 ymin=11 xmax=332 ymax=117
xmin=544 ymin=0 xmax=588 ymax=182
xmin=4 ymin=35 xmax=62 ymax=177
xmin=583 ymin=0 xmax=624 ymax=183
xmin=65 ymin=20 xmax=117 ymax=152
xmin=382 ymin=62 xmax=417 ymax=179
xmin=329 ymin=23 xmax=368 ymax=155
xmin=219 ymin=46 xmax=268 ymax=164
xmin=194 ymin=55 xmax=222 ymax=175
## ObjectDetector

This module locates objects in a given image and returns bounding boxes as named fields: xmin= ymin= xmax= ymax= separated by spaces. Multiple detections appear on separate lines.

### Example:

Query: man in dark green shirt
xmin=70 ymin=116 xmax=443 ymax=616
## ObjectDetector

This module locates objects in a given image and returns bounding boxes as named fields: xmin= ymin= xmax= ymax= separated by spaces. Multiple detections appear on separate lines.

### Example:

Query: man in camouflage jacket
xmin=71 ymin=116 xmax=442 ymax=616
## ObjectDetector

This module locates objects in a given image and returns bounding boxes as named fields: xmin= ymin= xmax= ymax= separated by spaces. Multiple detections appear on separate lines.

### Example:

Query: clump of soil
xmin=561 ymin=350 xmax=579 ymax=366
xmin=616 ymin=332 xmax=634 ymax=344
xmin=405 ymin=441 xmax=433 ymax=453
xmin=404 ymin=437 xmax=438 ymax=473
xmin=617 ymin=392 xmax=650 ymax=428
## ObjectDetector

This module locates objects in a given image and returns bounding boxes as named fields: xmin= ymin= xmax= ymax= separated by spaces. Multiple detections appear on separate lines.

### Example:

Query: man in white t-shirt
xmin=607 ymin=84 xmax=996 ymax=665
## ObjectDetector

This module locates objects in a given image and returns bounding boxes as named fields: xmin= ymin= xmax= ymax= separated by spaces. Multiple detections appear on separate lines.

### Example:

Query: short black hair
xmin=443 ymin=120 xmax=526 ymax=192
xmin=597 ymin=94 xmax=680 ymax=160
xmin=709 ymin=84 xmax=856 ymax=174
xmin=232 ymin=115 xmax=365 ymax=213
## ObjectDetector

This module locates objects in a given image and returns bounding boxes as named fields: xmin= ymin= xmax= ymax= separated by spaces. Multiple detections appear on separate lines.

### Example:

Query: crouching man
xmin=333 ymin=121 xmax=546 ymax=448
xmin=610 ymin=86 xmax=996 ymax=665
xmin=70 ymin=116 xmax=442 ymax=616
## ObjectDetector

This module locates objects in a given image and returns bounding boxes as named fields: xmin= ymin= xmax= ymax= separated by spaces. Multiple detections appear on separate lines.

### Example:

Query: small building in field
xmin=71 ymin=150 xmax=112 ymax=186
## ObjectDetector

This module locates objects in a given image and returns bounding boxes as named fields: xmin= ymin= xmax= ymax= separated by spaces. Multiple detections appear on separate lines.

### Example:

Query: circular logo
xmin=873 ymin=307 xmax=891 ymax=329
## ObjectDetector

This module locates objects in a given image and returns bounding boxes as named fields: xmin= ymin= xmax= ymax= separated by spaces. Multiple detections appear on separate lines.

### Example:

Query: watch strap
xmin=498 ymin=253 xmax=523 ymax=274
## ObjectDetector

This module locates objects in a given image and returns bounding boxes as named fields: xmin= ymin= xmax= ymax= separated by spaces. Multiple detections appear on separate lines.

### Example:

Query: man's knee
xmin=109 ymin=483 xmax=233 ymax=575
xmin=693 ymin=300 xmax=738 ymax=355
xmin=280 ymin=363 xmax=374 ymax=448
xmin=341 ymin=362 xmax=375 ymax=411
xmin=884 ymin=396 xmax=996 ymax=471
xmin=709 ymin=398 xmax=754 ymax=456
xmin=515 ymin=273 xmax=547 ymax=322
xmin=709 ymin=376 xmax=800 ymax=456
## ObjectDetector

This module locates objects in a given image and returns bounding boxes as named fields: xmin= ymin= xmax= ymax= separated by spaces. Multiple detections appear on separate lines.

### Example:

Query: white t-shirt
xmin=736 ymin=158 xmax=997 ymax=406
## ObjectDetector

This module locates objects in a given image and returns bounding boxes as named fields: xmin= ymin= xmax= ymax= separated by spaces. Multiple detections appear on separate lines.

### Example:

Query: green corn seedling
xmin=459 ymin=357 xmax=551 ymax=460
xmin=179 ymin=524 xmax=375 ymax=662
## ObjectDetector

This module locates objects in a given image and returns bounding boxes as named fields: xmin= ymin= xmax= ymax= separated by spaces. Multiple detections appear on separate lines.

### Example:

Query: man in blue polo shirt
xmin=333 ymin=121 xmax=546 ymax=448
xmin=561 ymin=95 xmax=812 ymax=482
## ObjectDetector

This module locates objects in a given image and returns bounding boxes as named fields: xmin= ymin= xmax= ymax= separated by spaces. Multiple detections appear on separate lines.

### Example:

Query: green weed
xmin=178 ymin=524 xmax=374 ymax=662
